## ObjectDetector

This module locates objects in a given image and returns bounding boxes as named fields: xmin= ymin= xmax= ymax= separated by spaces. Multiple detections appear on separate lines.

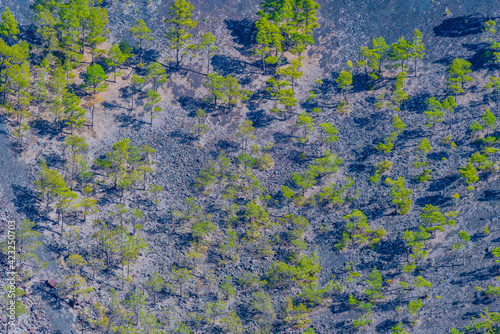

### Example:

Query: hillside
xmin=1 ymin=0 xmax=500 ymax=333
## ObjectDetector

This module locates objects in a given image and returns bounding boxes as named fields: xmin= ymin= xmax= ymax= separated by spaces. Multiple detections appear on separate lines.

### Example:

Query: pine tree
xmin=276 ymin=57 xmax=303 ymax=92
xmin=250 ymin=291 xmax=276 ymax=331
xmin=34 ymin=9 xmax=59 ymax=52
xmin=267 ymin=75 xmax=297 ymax=119
xmin=357 ymin=45 xmax=379 ymax=81
xmin=84 ymin=63 xmax=108 ymax=94
xmin=169 ymin=267 xmax=194 ymax=297
xmin=58 ymin=1 xmax=82 ymax=62
xmin=336 ymin=68 xmax=353 ymax=101
xmin=459 ymin=162 xmax=479 ymax=190
xmin=204 ymin=72 xmax=225 ymax=107
xmin=391 ymin=322 xmax=410 ymax=334
xmin=0 ymin=7 xmax=20 ymax=42
xmin=87 ymin=6 xmax=109 ymax=62
xmin=421 ymin=204 xmax=447 ymax=233
xmin=63 ymin=92 xmax=86 ymax=134
xmin=145 ymin=272 xmax=164 ymax=304
xmin=130 ymin=74 xmax=145 ymax=110
xmin=390 ymin=36 xmax=410 ymax=71
xmin=165 ymin=0 xmax=198 ymax=68
xmin=409 ymin=29 xmax=425 ymax=76
xmin=49 ymin=65 xmax=68 ymax=123
xmin=32 ymin=62 xmax=49 ymax=116
xmin=297 ymin=112 xmax=315 ymax=148
xmin=236 ymin=119 xmax=256 ymax=150
xmin=64 ymin=134 xmax=88 ymax=176
xmin=372 ymin=36 xmax=390 ymax=78
xmin=145 ymin=89 xmax=162 ymax=125
xmin=4 ymin=61 xmax=31 ymax=124
xmin=482 ymin=108 xmax=496 ymax=135
xmin=58 ymin=274 xmax=94 ymax=306
xmin=482 ymin=19 xmax=500 ymax=66
xmin=198 ymin=32 xmax=217 ymax=74
xmin=222 ymin=75 xmax=251 ymax=110
xmin=447 ymin=58 xmax=473 ymax=96
xmin=385 ymin=177 xmax=412 ymax=215
xmin=82 ymin=93 xmax=102 ymax=128
xmin=129 ymin=19 xmax=154 ymax=65
xmin=319 ymin=122 xmax=339 ymax=151
xmin=255 ymin=17 xmax=283 ymax=73
xmin=486 ymin=76 xmax=500 ymax=113
xmin=147 ymin=62 xmax=168 ymax=91
xmin=392 ymin=71 xmax=408 ymax=111
xmin=192 ymin=109 xmax=210 ymax=138
xmin=365 ymin=267 xmax=384 ymax=302
xmin=0 ymin=218 xmax=47 ymax=270
xmin=79 ymin=189 xmax=97 ymax=223
xmin=106 ymin=44 xmax=131 ymax=82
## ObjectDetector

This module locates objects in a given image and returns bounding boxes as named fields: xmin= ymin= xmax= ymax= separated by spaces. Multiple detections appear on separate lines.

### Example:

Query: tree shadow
xmin=169 ymin=130 xmax=197 ymax=145
xmin=427 ymin=174 xmax=459 ymax=192
xmin=32 ymin=118 xmax=62 ymax=139
xmin=479 ymin=189 xmax=500 ymax=202
xmin=459 ymin=265 xmax=499 ymax=282
xmin=428 ymin=151 xmax=448 ymax=161
xmin=407 ymin=91 xmax=431 ymax=112
xmin=12 ymin=184 xmax=40 ymax=221
xmin=225 ymin=18 xmax=256 ymax=56
xmin=113 ymin=112 xmax=147 ymax=130
xmin=19 ymin=23 xmax=39 ymax=46
xmin=211 ymin=54 xmax=248 ymax=76
xmin=372 ymin=238 xmax=406 ymax=264
xmin=433 ymin=55 xmax=456 ymax=66
xmin=42 ymin=151 xmax=65 ymax=169
xmin=376 ymin=319 xmax=399 ymax=332
xmin=273 ymin=131 xmax=294 ymax=145
xmin=247 ymin=109 xmax=274 ymax=128
xmin=214 ymin=139 xmax=239 ymax=154
xmin=463 ymin=42 xmax=497 ymax=71
xmin=415 ymin=194 xmax=451 ymax=208
xmin=352 ymin=115 xmax=378 ymax=131
xmin=433 ymin=16 xmax=486 ymax=38
xmin=143 ymin=49 xmax=162 ymax=63
xmin=179 ymin=96 xmax=209 ymax=117
xmin=400 ymin=128 xmax=425 ymax=140
xmin=348 ymin=163 xmax=367 ymax=174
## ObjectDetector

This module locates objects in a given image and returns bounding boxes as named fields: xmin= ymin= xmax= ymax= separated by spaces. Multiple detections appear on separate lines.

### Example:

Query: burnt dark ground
xmin=2 ymin=0 xmax=500 ymax=333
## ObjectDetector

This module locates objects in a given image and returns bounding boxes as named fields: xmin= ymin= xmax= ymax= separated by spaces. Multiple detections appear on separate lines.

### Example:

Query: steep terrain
xmin=1 ymin=0 xmax=500 ymax=333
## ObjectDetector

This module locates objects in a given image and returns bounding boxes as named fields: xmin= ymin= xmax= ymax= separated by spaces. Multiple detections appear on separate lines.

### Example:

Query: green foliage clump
xmin=385 ymin=177 xmax=412 ymax=215
xmin=370 ymin=160 xmax=393 ymax=184
xmin=408 ymin=298 xmax=423 ymax=315
xmin=459 ymin=162 xmax=479 ymax=189
xmin=424 ymin=96 xmax=456 ymax=129
xmin=391 ymin=322 xmax=410 ymax=334
xmin=469 ymin=147 xmax=499 ymax=172
xmin=403 ymin=227 xmax=431 ymax=265
xmin=317 ymin=177 xmax=355 ymax=206
xmin=335 ymin=210 xmax=386 ymax=250
xmin=465 ymin=308 xmax=500 ymax=333
xmin=420 ymin=204 xmax=447 ymax=233
xmin=266 ymin=253 xmax=321 ymax=287
xmin=365 ymin=267 xmax=384 ymax=302
xmin=447 ymin=58 xmax=473 ymax=95
xmin=376 ymin=116 xmax=405 ymax=153
xmin=392 ymin=71 xmax=409 ymax=110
